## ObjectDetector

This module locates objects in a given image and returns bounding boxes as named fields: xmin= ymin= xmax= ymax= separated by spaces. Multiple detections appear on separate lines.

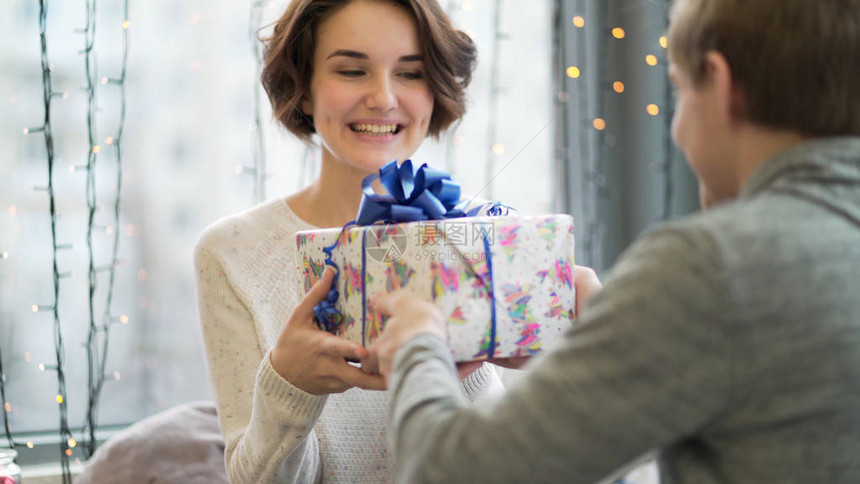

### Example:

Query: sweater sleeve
xmin=195 ymin=243 xmax=327 ymax=483
xmin=388 ymin=224 xmax=737 ymax=483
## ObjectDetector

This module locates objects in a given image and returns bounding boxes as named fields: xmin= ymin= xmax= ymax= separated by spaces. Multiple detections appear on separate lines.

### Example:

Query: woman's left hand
xmin=487 ymin=356 xmax=530 ymax=370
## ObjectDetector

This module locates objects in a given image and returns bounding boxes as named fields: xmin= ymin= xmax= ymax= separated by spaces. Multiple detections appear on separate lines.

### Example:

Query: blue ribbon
xmin=356 ymin=159 xmax=469 ymax=225
xmin=313 ymin=222 xmax=355 ymax=333
xmin=313 ymin=159 xmax=513 ymax=338
xmin=480 ymin=227 xmax=497 ymax=359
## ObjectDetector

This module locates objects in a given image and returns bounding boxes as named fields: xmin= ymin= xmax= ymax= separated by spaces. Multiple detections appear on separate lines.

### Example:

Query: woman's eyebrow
xmin=327 ymin=49 xmax=367 ymax=60
xmin=326 ymin=49 xmax=423 ymax=62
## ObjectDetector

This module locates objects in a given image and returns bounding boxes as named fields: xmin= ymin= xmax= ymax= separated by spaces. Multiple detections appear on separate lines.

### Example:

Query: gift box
xmin=295 ymin=214 xmax=576 ymax=362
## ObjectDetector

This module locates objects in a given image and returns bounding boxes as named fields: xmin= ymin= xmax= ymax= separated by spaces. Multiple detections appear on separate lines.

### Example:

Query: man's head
xmin=668 ymin=0 xmax=860 ymax=137
xmin=666 ymin=0 xmax=860 ymax=206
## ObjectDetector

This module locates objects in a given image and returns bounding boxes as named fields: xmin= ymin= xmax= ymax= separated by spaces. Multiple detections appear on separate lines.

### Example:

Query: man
xmin=358 ymin=0 xmax=860 ymax=482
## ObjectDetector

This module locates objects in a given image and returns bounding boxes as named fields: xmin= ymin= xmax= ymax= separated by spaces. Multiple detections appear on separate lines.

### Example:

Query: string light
xmin=659 ymin=35 xmax=668 ymax=48
xmin=78 ymin=0 xmax=132 ymax=460
xmin=612 ymin=27 xmax=625 ymax=39
xmin=247 ymin=1 xmax=268 ymax=204
xmin=492 ymin=144 xmax=505 ymax=156
xmin=572 ymin=16 xmax=585 ymax=28
xmin=1 ymin=0 xmax=133 ymax=473
xmin=8 ymin=206 xmax=16 ymax=216
xmin=566 ymin=66 xmax=581 ymax=79
xmin=647 ymin=104 xmax=660 ymax=116
xmin=593 ymin=118 xmax=607 ymax=130
xmin=0 ymin=252 xmax=8 ymax=260
xmin=612 ymin=81 xmax=625 ymax=93
xmin=483 ymin=0 xmax=507 ymax=200
xmin=0 ymin=378 xmax=16 ymax=454
xmin=646 ymin=54 xmax=658 ymax=66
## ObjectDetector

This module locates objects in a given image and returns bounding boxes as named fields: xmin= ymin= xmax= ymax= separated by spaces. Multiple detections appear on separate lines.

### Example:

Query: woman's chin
xmin=351 ymin=156 xmax=404 ymax=173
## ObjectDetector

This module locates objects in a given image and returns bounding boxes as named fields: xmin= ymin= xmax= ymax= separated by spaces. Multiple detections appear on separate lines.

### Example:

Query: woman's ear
xmin=301 ymin=96 xmax=312 ymax=116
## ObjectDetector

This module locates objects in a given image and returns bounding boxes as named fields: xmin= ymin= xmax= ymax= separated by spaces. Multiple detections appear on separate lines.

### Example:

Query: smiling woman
xmin=2 ymin=0 xmax=557 ymax=480
xmin=262 ymin=0 xmax=476 ymax=144
xmin=299 ymin=0 xmax=436 ymax=175
xmin=192 ymin=1 xmax=505 ymax=483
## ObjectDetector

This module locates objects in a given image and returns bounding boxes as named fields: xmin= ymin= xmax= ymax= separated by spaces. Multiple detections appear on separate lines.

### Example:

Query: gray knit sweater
xmin=389 ymin=137 xmax=860 ymax=483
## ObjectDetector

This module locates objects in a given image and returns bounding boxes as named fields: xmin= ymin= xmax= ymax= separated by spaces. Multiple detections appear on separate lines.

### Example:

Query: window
xmin=0 ymin=0 xmax=553 ymax=452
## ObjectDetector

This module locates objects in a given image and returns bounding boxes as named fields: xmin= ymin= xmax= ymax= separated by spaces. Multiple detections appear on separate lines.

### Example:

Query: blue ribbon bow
xmin=355 ymin=159 xmax=469 ymax=225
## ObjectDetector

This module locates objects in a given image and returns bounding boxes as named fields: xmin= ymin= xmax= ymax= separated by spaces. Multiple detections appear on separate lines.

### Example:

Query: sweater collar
xmin=740 ymin=136 xmax=860 ymax=199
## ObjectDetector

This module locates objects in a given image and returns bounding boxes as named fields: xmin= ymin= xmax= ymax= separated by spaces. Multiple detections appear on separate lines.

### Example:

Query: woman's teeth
xmin=351 ymin=123 xmax=398 ymax=135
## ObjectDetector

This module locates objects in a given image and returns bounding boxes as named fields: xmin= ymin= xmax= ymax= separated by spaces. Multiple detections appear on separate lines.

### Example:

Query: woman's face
xmin=303 ymin=0 xmax=435 ymax=174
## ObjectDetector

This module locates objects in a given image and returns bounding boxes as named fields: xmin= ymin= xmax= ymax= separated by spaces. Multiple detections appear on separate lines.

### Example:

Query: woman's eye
xmin=338 ymin=70 xmax=364 ymax=78
xmin=400 ymin=71 xmax=423 ymax=80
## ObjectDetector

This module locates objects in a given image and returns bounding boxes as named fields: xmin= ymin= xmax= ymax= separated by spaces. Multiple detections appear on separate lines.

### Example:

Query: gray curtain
xmin=554 ymin=0 xmax=699 ymax=273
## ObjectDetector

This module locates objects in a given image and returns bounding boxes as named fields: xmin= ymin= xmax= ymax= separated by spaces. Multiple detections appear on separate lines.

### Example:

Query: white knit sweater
xmin=194 ymin=197 xmax=504 ymax=483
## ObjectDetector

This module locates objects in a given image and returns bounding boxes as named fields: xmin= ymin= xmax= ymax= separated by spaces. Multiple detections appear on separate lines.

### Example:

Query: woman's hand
xmin=270 ymin=267 xmax=386 ymax=394
xmin=483 ymin=265 xmax=601 ymax=371
xmin=487 ymin=357 xmax=530 ymax=370
xmin=361 ymin=293 xmax=446 ymax=384
xmin=574 ymin=264 xmax=602 ymax=316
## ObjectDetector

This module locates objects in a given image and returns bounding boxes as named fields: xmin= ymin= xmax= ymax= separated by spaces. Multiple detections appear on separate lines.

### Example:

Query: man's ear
xmin=703 ymin=50 xmax=746 ymax=123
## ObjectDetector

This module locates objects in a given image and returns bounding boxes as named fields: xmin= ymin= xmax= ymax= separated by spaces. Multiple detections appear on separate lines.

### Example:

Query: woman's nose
xmin=365 ymin=76 xmax=397 ymax=111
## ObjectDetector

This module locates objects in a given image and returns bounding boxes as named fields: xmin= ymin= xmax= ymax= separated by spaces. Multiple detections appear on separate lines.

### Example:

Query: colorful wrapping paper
xmin=295 ymin=215 xmax=575 ymax=362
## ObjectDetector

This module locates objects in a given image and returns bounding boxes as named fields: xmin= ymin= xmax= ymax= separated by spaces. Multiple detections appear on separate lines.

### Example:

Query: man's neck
xmin=735 ymin=125 xmax=808 ymax=191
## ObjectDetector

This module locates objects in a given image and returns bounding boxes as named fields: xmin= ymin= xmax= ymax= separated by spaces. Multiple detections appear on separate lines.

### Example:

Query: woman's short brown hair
xmin=261 ymin=0 xmax=477 ymax=143
xmin=668 ymin=0 xmax=860 ymax=136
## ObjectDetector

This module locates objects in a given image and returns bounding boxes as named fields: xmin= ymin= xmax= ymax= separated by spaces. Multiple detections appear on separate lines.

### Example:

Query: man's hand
xmin=361 ymin=293 xmax=446 ymax=384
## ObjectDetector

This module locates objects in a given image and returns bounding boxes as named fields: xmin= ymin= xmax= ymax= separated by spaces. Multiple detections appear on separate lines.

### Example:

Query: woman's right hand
xmin=270 ymin=267 xmax=386 ymax=394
